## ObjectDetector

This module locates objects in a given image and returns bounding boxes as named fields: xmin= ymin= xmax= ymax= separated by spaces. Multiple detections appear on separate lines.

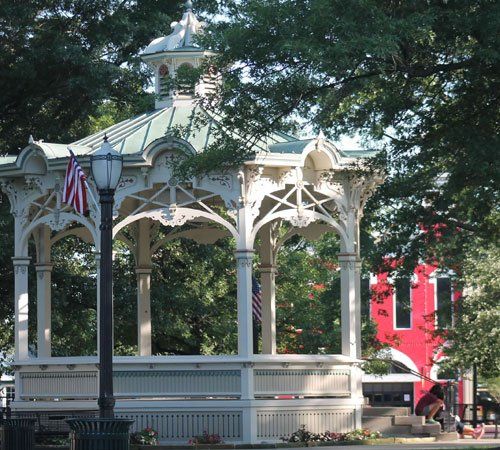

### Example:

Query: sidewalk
xmin=277 ymin=441 xmax=500 ymax=450
xmin=280 ymin=439 xmax=500 ymax=450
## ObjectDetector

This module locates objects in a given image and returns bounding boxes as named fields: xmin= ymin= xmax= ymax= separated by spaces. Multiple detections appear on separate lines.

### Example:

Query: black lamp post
xmin=90 ymin=136 xmax=123 ymax=418
xmin=66 ymin=138 xmax=133 ymax=449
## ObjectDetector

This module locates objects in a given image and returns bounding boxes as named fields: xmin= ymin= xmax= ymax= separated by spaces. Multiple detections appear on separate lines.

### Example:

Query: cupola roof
xmin=142 ymin=1 xmax=204 ymax=55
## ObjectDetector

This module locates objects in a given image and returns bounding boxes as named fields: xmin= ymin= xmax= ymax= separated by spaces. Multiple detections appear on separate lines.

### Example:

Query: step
xmin=362 ymin=417 xmax=412 ymax=435
xmin=411 ymin=423 xmax=442 ymax=436
xmin=394 ymin=415 xmax=425 ymax=426
xmin=362 ymin=406 xmax=411 ymax=417
xmin=362 ymin=416 xmax=393 ymax=429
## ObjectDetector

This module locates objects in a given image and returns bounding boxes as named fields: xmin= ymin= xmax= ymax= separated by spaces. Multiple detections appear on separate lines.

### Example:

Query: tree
xmin=0 ymin=0 xmax=186 ymax=371
xmin=273 ymin=232 xmax=389 ymax=372
xmin=191 ymin=0 xmax=499 ymax=272
xmin=187 ymin=0 xmax=499 ymax=374
xmin=439 ymin=240 xmax=500 ymax=378
xmin=0 ymin=0 xmax=185 ymax=153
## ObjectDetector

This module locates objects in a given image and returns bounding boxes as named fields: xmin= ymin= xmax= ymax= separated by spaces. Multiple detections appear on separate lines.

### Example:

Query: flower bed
xmin=281 ymin=425 xmax=381 ymax=444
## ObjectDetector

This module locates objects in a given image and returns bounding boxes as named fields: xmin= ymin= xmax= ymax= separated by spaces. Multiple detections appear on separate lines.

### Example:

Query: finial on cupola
xmin=28 ymin=135 xmax=35 ymax=144
xmin=185 ymin=0 xmax=193 ymax=11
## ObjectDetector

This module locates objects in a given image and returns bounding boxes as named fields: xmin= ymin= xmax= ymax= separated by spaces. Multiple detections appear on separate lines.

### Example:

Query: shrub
xmin=130 ymin=427 xmax=159 ymax=445
xmin=189 ymin=431 xmax=224 ymax=445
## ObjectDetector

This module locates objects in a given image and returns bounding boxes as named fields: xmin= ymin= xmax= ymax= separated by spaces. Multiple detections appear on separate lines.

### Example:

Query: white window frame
xmin=429 ymin=269 xmax=455 ymax=328
xmin=392 ymin=275 xmax=415 ymax=330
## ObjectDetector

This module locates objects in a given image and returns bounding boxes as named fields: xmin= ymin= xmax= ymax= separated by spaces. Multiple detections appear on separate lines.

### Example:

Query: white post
xmin=354 ymin=258 xmax=362 ymax=359
xmin=35 ymin=226 xmax=52 ymax=358
xmin=136 ymin=268 xmax=152 ymax=355
xmin=236 ymin=249 xmax=254 ymax=358
xmin=13 ymin=256 xmax=31 ymax=361
xmin=339 ymin=252 xmax=358 ymax=359
xmin=136 ymin=218 xmax=152 ymax=356
xmin=259 ymin=224 xmax=276 ymax=354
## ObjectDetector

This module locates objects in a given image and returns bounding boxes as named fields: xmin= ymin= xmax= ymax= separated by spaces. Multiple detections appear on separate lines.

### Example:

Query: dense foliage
xmin=0 ymin=0 xmax=183 ymax=152
xmin=191 ymin=0 xmax=499 ymax=376
xmin=0 ymin=0 xmax=497 ymax=379
xmin=196 ymin=0 xmax=499 ymax=272
xmin=439 ymin=242 xmax=500 ymax=376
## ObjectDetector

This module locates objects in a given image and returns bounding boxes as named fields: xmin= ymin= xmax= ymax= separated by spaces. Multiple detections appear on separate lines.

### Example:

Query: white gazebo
xmin=0 ymin=3 xmax=381 ymax=444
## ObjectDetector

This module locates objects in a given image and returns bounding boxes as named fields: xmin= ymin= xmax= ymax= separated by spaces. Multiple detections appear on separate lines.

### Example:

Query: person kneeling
xmin=415 ymin=384 xmax=445 ymax=424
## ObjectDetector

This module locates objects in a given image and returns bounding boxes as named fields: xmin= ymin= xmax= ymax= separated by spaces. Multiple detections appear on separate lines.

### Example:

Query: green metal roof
xmin=72 ymin=105 xmax=300 ymax=156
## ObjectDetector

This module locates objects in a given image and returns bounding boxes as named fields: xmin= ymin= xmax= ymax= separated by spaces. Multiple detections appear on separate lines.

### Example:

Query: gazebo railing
xmin=13 ymin=355 xmax=358 ymax=401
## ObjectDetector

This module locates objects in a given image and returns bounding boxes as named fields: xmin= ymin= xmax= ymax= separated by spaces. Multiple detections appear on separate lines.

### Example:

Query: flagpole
xmin=67 ymin=147 xmax=100 ymax=212
xmin=84 ymin=179 xmax=100 ymax=212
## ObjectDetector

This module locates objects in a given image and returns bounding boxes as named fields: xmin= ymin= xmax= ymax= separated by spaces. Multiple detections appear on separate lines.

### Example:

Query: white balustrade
xmin=14 ymin=355 xmax=357 ymax=401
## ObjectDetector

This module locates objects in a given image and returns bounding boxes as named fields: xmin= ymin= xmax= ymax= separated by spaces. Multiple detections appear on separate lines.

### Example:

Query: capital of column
xmin=235 ymin=250 xmax=254 ymax=268
xmin=259 ymin=264 xmax=277 ymax=275
xmin=338 ymin=253 xmax=357 ymax=270
xmin=135 ymin=266 xmax=153 ymax=275
xmin=35 ymin=263 xmax=53 ymax=279
xmin=12 ymin=257 xmax=31 ymax=274
xmin=35 ymin=263 xmax=54 ymax=272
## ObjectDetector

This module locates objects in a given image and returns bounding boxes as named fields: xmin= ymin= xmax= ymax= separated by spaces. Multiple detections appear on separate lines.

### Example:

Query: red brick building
xmin=362 ymin=263 xmax=472 ymax=411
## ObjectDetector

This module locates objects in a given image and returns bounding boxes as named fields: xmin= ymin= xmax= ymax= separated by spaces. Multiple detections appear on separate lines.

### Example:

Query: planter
xmin=0 ymin=418 xmax=36 ymax=450
xmin=66 ymin=418 xmax=134 ymax=450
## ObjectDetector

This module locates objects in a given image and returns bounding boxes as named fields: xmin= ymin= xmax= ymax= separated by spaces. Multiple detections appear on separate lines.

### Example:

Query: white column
xmin=136 ymin=218 xmax=152 ymax=356
xmin=354 ymin=258 xmax=362 ymax=359
xmin=259 ymin=224 xmax=277 ymax=355
xmin=35 ymin=263 xmax=52 ymax=358
xmin=260 ymin=265 xmax=277 ymax=354
xmin=136 ymin=267 xmax=152 ymax=356
xmin=236 ymin=250 xmax=254 ymax=358
xmin=339 ymin=252 xmax=359 ymax=359
xmin=12 ymin=257 xmax=31 ymax=360
xmin=35 ymin=225 xmax=52 ymax=358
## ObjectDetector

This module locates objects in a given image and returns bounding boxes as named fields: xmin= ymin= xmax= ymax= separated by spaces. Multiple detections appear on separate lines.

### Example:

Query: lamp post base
xmin=67 ymin=418 xmax=134 ymax=450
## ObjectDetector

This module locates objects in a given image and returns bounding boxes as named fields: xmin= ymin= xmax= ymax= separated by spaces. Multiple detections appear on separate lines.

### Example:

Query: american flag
xmin=62 ymin=149 xmax=88 ymax=215
xmin=252 ymin=276 xmax=262 ymax=322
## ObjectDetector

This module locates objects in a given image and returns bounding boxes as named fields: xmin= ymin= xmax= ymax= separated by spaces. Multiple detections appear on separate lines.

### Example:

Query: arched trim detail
xmin=251 ymin=209 xmax=348 ymax=251
xmin=20 ymin=213 xmax=98 ymax=256
xmin=143 ymin=136 xmax=197 ymax=166
xmin=113 ymin=207 xmax=238 ymax=241
xmin=300 ymin=139 xmax=342 ymax=169
xmin=51 ymin=227 xmax=94 ymax=246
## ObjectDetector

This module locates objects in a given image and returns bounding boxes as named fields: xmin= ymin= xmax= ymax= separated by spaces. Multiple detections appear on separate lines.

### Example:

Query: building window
xmin=394 ymin=278 xmax=411 ymax=329
xmin=436 ymin=276 xmax=453 ymax=328
xmin=159 ymin=64 xmax=171 ymax=97
xmin=176 ymin=63 xmax=197 ymax=95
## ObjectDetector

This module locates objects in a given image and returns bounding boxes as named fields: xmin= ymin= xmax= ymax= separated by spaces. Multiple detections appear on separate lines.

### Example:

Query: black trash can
xmin=66 ymin=418 xmax=134 ymax=450
xmin=0 ymin=418 xmax=36 ymax=450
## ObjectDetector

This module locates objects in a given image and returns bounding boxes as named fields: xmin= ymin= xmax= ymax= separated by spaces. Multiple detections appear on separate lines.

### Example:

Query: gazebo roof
xmin=0 ymin=101 xmax=375 ymax=175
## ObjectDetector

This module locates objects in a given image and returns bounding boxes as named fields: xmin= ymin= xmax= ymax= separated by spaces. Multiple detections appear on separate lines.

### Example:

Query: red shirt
xmin=415 ymin=392 xmax=439 ymax=415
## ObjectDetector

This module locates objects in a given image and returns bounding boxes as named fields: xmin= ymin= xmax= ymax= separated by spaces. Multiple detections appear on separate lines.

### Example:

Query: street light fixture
xmin=90 ymin=135 xmax=123 ymax=419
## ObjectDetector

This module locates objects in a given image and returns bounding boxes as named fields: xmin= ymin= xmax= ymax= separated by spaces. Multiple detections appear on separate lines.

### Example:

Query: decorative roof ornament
xmin=142 ymin=1 xmax=204 ymax=55
xmin=316 ymin=130 xmax=326 ymax=150
xmin=28 ymin=135 xmax=35 ymax=144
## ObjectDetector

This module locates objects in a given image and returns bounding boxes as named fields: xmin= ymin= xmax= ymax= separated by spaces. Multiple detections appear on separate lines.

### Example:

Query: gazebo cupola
xmin=141 ymin=1 xmax=213 ymax=109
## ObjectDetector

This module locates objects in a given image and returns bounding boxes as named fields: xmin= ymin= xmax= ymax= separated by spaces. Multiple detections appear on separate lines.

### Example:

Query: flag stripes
xmin=252 ymin=276 xmax=262 ymax=322
xmin=62 ymin=150 xmax=88 ymax=215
